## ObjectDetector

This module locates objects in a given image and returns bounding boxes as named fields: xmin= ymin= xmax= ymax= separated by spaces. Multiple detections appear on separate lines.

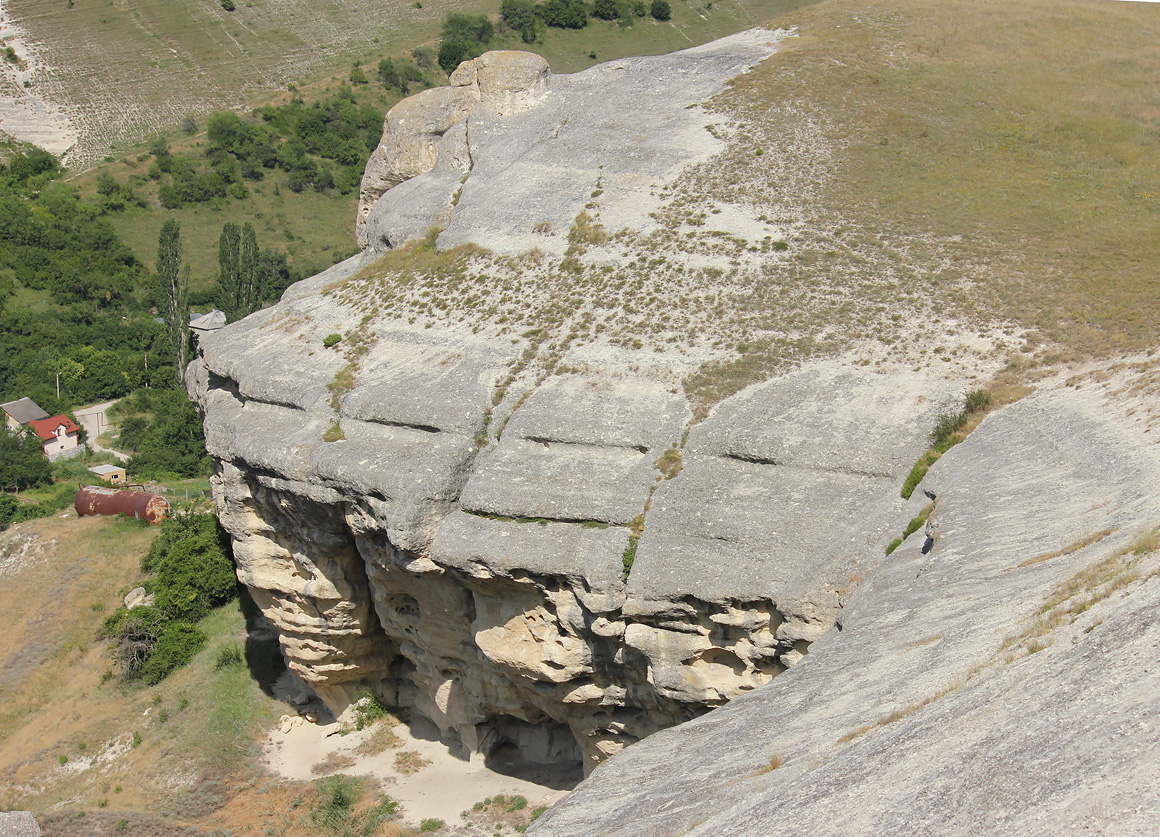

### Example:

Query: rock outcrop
xmin=193 ymin=30 xmax=997 ymax=775
xmin=531 ymin=363 xmax=1160 ymax=834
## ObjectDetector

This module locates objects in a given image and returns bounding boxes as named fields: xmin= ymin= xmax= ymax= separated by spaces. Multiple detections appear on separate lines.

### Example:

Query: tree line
xmin=439 ymin=0 xmax=672 ymax=70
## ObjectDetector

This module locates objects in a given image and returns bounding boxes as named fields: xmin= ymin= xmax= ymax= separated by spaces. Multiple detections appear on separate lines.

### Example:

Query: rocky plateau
xmin=191 ymin=23 xmax=1160 ymax=832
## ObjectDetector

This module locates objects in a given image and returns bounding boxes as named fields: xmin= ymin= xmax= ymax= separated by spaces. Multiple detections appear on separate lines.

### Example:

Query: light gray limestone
xmin=357 ymin=30 xmax=787 ymax=256
xmin=531 ymin=381 xmax=1160 ymax=835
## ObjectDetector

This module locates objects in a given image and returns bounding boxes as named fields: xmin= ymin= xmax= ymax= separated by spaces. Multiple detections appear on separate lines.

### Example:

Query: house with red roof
xmin=28 ymin=414 xmax=82 ymax=460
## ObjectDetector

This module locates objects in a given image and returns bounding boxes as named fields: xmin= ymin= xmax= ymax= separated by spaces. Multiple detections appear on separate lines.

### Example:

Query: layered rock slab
xmin=531 ymin=375 xmax=1160 ymax=835
xmin=357 ymin=30 xmax=788 ymax=255
xmin=193 ymin=295 xmax=959 ymax=770
xmin=192 ymin=29 xmax=972 ymax=776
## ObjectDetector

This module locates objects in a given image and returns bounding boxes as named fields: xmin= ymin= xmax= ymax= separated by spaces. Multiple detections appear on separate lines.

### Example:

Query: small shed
xmin=189 ymin=309 xmax=227 ymax=336
xmin=89 ymin=463 xmax=127 ymax=484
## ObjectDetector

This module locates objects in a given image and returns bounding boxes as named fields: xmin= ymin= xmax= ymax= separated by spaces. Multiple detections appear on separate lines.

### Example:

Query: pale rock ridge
xmin=355 ymin=29 xmax=788 ymax=254
xmin=355 ymin=51 xmax=550 ymax=248
xmin=193 ymin=295 xmax=961 ymax=771
xmin=531 ymin=367 xmax=1160 ymax=835
xmin=192 ymin=30 xmax=970 ymax=774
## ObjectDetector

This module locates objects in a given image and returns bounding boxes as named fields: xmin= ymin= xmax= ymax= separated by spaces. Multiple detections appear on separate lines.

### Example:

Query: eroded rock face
xmin=355 ymin=50 xmax=551 ymax=249
xmin=193 ymin=317 xmax=960 ymax=772
xmin=531 ymin=366 xmax=1160 ymax=834
xmin=194 ymin=32 xmax=970 ymax=774
xmin=355 ymin=30 xmax=785 ymax=253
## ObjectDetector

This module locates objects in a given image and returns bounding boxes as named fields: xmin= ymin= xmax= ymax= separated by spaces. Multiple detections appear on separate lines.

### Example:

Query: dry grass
xmin=312 ymin=752 xmax=357 ymax=774
xmin=998 ymin=530 xmax=1158 ymax=663
xmin=393 ymin=750 xmax=430 ymax=775
xmin=749 ymin=752 xmax=783 ymax=776
xmin=1018 ymin=528 xmax=1116 ymax=568
xmin=308 ymin=0 xmax=1160 ymax=421
xmin=0 ymin=514 xmax=286 ymax=826
xmin=654 ymin=448 xmax=684 ymax=480
xmin=722 ymin=0 xmax=1160 ymax=358
xmin=355 ymin=722 xmax=404 ymax=757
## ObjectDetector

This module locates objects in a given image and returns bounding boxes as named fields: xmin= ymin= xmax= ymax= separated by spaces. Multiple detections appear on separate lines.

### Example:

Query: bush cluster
xmin=100 ymin=513 xmax=236 ymax=684
xmin=114 ymin=388 xmax=211 ymax=481
xmin=438 ymin=13 xmax=495 ymax=72
xmin=142 ymin=87 xmax=384 ymax=209
xmin=448 ymin=0 xmax=668 ymax=67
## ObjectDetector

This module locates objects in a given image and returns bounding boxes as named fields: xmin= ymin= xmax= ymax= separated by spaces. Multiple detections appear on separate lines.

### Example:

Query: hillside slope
xmin=0 ymin=0 xmax=810 ymax=167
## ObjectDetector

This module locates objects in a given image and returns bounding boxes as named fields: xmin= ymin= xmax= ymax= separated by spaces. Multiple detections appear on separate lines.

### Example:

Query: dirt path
xmin=73 ymin=400 xmax=129 ymax=462
xmin=262 ymin=712 xmax=575 ymax=826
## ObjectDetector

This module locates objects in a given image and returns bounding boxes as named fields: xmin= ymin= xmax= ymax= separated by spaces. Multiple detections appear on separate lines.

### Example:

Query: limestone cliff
xmin=190 ymin=30 xmax=987 ymax=772
xmin=531 ymin=361 xmax=1160 ymax=834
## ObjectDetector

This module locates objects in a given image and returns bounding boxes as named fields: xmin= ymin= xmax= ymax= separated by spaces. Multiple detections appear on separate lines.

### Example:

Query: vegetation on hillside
xmin=100 ymin=513 xmax=235 ymax=685
xmin=0 ymin=146 xmax=178 ymax=412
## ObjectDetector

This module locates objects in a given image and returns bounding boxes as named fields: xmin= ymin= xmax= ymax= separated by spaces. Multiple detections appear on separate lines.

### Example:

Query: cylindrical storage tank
xmin=75 ymin=485 xmax=170 ymax=524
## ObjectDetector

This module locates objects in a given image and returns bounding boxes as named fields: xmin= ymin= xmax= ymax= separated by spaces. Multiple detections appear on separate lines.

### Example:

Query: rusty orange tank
xmin=75 ymin=485 xmax=170 ymax=524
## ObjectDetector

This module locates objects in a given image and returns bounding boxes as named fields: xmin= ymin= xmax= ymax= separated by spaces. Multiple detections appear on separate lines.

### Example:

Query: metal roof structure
xmin=1 ymin=397 xmax=49 ymax=425
xmin=189 ymin=310 xmax=228 ymax=334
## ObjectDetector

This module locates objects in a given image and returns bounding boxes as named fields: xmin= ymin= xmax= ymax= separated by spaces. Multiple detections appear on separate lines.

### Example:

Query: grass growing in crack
xmin=901 ymin=391 xmax=992 ymax=499
xmin=655 ymin=448 xmax=684 ymax=480
xmin=1019 ymin=528 xmax=1116 ymax=568
xmin=887 ymin=502 xmax=936 ymax=554
xmin=750 ymin=752 xmax=783 ymax=776
xmin=621 ymin=535 xmax=639 ymax=580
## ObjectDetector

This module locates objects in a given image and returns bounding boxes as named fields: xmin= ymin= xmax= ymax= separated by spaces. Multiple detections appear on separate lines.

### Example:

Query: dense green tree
xmin=501 ymin=0 xmax=540 ymax=41
xmin=125 ymin=390 xmax=209 ymax=479
xmin=0 ymin=426 xmax=52 ymax=492
xmin=217 ymin=221 xmax=241 ymax=316
xmin=540 ymin=0 xmax=590 ymax=29
xmin=650 ymin=0 xmax=671 ymax=19
xmin=438 ymin=13 xmax=495 ymax=72
xmin=239 ymin=222 xmax=261 ymax=314
xmin=157 ymin=219 xmax=189 ymax=383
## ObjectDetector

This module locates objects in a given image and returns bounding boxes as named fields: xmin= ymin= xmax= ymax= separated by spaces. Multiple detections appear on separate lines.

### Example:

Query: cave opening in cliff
xmin=482 ymin=715 xmax=584 ymax=790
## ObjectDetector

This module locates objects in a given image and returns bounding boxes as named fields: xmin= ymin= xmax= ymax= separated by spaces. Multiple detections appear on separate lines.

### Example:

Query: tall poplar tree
xmin=239 ymin=222 xmax=261 ymax=316
xmin=217 ymin=222 xmax=241 ymax=318
xmin=157 ymin=219 xmax=189 ymax=383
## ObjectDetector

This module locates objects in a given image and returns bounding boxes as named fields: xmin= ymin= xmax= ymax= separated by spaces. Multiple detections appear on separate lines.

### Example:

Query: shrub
xmin=313 ymin=775 xmax=361 ymax=831
xmin=353 ymin=691 xmax=392 ymax=730
xmin=140 ymin=622 xmax=205 ymax=684
xmin=419 ymin=819 xmax=445 ymax=832
xmin=323 ymin=333 xmax=342 ymax=348
xmin=650 ymin=0 xmax=671 ymax=19
xmin=540 ymin=0 xmax=590 ymax=29
xmin=215 ymin=644 xmax=244 ymax=669
xmin=621 ymin=534 xmax=639 ymax=578
xmin=592 ymin=0 xmax=618 ymax=20
xmin=220 ymin=0 xmax=235 ymax=10
xmin=438 ymin=13 xmax=494 ymax=72
xmin=151 ymin=522 xmax=236 ymax=622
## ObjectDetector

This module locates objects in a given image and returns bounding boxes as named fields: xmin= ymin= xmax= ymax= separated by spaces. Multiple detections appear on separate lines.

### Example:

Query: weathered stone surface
xmin=357 ymin=29 xmax=786 ymax=256
xmin=531 ymin=375 xmax=1160 ymax=835
xmin=431 ymin=511 xmax=629 ymax=595
xmin=190 ymin=28 xmax=995 ymax=779
xmin=356 ymin=86 xmax=479 ymax=247
xmin=0 ymin=812 xmax=42 ymax=836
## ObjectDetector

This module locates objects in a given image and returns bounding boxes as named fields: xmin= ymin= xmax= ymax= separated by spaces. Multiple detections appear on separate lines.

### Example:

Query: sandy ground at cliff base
xmin=261 ymin=711 xmax=576 ymax=825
